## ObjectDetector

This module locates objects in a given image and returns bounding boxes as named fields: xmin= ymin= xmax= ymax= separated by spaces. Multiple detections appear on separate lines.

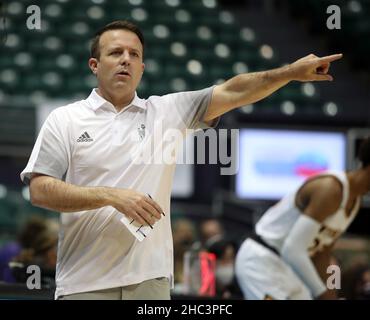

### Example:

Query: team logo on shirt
xmin=137 ymin=124 xmax=146 ymax=140
xmin=77 ymin=131 xmax=93 ymax=142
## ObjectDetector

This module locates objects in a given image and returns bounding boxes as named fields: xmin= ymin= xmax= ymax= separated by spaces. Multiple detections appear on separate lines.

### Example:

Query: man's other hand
xmin=108 ymin=189 xmax=164 ymax=226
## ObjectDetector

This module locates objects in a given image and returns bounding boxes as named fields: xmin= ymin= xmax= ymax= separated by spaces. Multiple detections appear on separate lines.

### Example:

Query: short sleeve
xmin=152 ymin=86 xmax=219 ymax=131
xmin=20 ymin=110 xmax=69 ymax=185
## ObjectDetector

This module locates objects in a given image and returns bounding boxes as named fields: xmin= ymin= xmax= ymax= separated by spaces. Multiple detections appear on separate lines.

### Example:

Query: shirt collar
xmin=86 ymin=88 xmax=146 ymax=111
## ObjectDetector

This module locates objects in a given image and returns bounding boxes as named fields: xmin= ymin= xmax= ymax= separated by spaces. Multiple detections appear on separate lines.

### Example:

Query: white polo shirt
xmin=20 ymin=86 xmax=216 ymax=298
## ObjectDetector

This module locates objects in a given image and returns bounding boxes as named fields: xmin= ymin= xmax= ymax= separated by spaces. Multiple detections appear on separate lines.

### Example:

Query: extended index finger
xmin=317 ymin=53 xmax=343 ymax=64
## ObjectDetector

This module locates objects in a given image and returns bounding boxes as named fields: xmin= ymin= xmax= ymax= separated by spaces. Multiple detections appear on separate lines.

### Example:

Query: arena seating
xmin=1 ymin=0 xmax=322 ymax=114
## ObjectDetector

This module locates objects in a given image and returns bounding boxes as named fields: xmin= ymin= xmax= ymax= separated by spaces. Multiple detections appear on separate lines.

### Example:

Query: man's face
xmin=90 ymin=29 xmax=145 ymax=96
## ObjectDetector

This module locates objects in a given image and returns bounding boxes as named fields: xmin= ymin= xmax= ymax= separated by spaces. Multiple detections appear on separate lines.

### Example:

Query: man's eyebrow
xmin=129 ymin=48 xmax=142 ymax=55
xmin=107 ymin=46 xmax=141 ymax=53
xmin=107 ymin=46 xmax=122 ymax=52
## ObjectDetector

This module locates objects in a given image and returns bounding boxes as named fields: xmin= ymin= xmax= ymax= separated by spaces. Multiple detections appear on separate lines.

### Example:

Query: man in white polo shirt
xmin=21 ymin=20 xmax=342 ymax=299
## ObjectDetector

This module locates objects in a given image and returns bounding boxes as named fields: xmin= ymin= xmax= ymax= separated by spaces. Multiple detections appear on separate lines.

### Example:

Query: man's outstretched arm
xmin=204 ymin=53 xmax=342 ymax=121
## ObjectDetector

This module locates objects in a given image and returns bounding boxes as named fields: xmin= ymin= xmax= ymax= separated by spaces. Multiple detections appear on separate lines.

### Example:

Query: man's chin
xmin=113 ymin=81 xmax=131 ymax=89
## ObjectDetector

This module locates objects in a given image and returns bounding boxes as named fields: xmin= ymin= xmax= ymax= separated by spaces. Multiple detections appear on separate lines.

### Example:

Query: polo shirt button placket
xmin=112 ymin=114 xmax=121 ymax=145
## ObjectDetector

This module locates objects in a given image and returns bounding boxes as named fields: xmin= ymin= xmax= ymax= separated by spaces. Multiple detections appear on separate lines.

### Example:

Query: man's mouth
xmin=116 ymin=70 xmax=131 ymax=77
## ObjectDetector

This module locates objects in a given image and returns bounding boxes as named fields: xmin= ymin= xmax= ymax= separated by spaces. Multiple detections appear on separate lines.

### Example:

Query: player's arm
xmin=280 ymin=177 xmax=342 ymax=299
xmin=30 ymin=174 xmax=163 ymax=225
xmin=204 ymin=53 xmax=342 ymax=121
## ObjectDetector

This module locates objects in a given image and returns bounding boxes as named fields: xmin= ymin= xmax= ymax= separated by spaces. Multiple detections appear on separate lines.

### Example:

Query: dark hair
xmin=206 ymin=237 xmax=237 ymax=259
xmin=17 ymin=216 xmax=49 ymax=248
xmin=90 ymin=20 xmax=145 ymax=60
xmin=358 ymin=136 xmax=370 ymax=168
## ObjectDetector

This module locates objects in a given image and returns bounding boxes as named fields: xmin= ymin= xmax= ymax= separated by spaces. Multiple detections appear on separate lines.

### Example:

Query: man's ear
xmin=141 ymin=62 xmax=145 ymax=74
xmin=88 ymin=58 xmax=98 ymax=75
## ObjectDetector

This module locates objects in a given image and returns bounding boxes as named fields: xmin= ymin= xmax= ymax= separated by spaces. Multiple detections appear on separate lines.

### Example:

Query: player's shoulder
xmin=317 ymin=174 xmax=343 ymax=193
xmin=300 ymin=174 xmax=343 ymax=220
xmin=307 ymin=174 xmax=344 ymax=205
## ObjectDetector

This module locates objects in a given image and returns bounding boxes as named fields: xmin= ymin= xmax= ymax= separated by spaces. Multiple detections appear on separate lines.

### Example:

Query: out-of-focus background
xmin=0 ymin=0 xmax=370 ymax=300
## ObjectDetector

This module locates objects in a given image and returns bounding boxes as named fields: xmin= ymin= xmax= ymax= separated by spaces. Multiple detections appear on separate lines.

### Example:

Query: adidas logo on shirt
xmin=77 ymin=132 xmax=93 ymax=142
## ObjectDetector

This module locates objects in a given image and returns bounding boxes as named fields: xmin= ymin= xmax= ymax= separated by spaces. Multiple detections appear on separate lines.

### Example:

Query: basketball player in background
xmin=235 ymin=137 xmax=370 ymax=300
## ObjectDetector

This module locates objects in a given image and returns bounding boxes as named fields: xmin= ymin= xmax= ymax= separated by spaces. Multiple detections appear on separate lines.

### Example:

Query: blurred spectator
xmin=199 ymin=219 xmax=225 ymax=248
xmin=341 ymin=262 xmax=370 ymax=300
xmin=10 ymin=223 xmax=58 ymax=288
xmin=0 ymin=216 xmax=54 ymax=282
xmin=172 ymin=218 xmax=197 ymax=287
xmin=206 ymin=237 xmax=243 ymax=299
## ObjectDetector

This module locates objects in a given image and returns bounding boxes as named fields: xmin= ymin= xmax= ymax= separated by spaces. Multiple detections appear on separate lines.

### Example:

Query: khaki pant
xmin=58 ymin=277 xmax=171 ymax=300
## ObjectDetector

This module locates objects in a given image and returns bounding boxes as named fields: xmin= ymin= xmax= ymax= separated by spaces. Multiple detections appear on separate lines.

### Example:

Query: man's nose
xmin=120 ymin=51 xmax=130 ymax=65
